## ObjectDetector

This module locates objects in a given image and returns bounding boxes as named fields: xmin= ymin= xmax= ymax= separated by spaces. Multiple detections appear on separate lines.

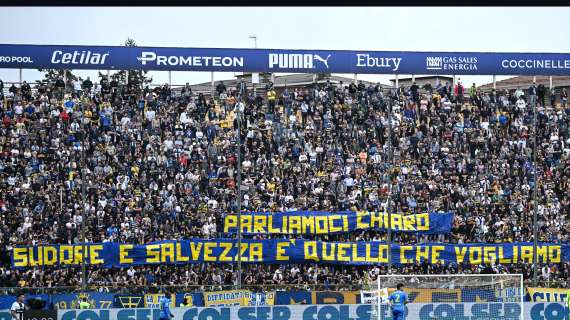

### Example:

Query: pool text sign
xmin=1 ymin=44 xmax=570 ymax=75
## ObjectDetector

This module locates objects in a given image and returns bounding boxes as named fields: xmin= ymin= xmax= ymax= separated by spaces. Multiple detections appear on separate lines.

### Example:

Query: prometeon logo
xmin=426 ymin=56 xmax=478 ymax=71
xmin=137 ymin=51 xmax=244 ymax=67
xmin=51 ymin=50 xmax=110 ymax=65
xmin=268 ymin=53 xmax=331 ymax=69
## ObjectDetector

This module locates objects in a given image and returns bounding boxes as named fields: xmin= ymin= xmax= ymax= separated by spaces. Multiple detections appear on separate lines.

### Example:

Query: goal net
xmin=361 ymin=274 xmax=524 ymax=320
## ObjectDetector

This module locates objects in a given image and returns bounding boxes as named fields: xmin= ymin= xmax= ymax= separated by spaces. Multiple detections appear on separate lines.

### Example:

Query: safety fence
xmin=0 ymin=286 xmax=567 ymax=310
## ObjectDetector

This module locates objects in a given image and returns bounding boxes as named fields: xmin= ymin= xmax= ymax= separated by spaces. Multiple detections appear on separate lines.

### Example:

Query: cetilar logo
xmin=137 ymin=51 xmax=244 ymax=67
xmin=51 ymin=50 xmax=109 ymax=65
xmin=269 ymin=53 xmax=331 ymax=69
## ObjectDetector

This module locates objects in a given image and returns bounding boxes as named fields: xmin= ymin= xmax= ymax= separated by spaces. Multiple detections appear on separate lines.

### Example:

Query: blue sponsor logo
xmin=530 ymin=303 xmax=570 ymax=320
xmin=237 ymin=306 xmax=291 ymax=320
xmin=301 ymin=305 xmax=373 ymax=320
xmin=50 ymin=50 xmax=109 ymax=65
xmin=61 ymin=310 xmax=111 ymax=320
xmin=418 ymin=303 xmax=520 ymax=320
xmin=60 ymin=309 xmax=161 ymax=320
xmin=268 ymin=53 xmax=331 ymax=70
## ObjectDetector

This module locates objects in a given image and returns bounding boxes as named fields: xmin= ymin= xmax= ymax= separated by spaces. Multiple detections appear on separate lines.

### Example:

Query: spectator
xmin=550 ymin=88 xmax=557 ymax=107
xmin=348 ymin=81 xmax=357 ymax=96
xmin=515 ymin=87 xmax=524 ymax=100
xmin=216 ymin=81 xmax=227 ymax=95
xmin=82 ymin=77 xmax=93 ymax=94
xmin=73 ymin=78 xmax=82 ymax=97
xmin=537 ymin=83 xmax=546 ymax=106
xmin=8 ymin=83 xmax=18 ymax=98
xmin=410 ymin=82 xmax=419 ymax=105
xmin=0 ymin=75 xmax=567 ymax=291
xmin=528 ymin=82 xmax=537 ymax=106
xmin=267 ymin=88 xmax=276 ymax=114
xmin=454 ymin=81 xmax=464 ymax=105
xmin=20 ymin=81 xmax=31 ymax=101
xmin=516 ymin=95 xmax=526 ymax=111
xmin=469 ymin=83 xmax=476 ymax=104
xmin=54 ymin=77 xmax=65 ymax=100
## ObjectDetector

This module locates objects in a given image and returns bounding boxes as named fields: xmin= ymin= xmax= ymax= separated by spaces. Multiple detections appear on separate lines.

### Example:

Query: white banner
xmin=0 ymin=302 xmax=568 ymax=320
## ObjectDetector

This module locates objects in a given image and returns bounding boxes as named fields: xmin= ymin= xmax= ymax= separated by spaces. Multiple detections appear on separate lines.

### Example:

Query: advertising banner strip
xmin=2 ymin=44 xmax=570 ymax=75
xmin=203 ymin=290 xmax=274 ymax=307
xmin=223 ymin=211 xmax=453 ymax=235
xmin=2 ymin=303 xmax=567 ymax=320
xmin=527 ymin=288 xmax=569 ymax=302
xmin=11 ymin=240 xmax=570 ymax=268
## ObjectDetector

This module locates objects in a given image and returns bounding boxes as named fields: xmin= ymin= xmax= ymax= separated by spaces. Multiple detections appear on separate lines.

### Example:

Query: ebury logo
xmin=51 ymin=50 xmax=109 ymax=65
xmin=426 ymin=56 xmax=478 ymax=71
xmin=0 ymin=56 xmax=34 ymax=63
xmin=268 ymin=53 xmax=331 ymax=69
xmin=137 ymin=51 xmax=244 ymax=67
xmin=355 ymin=54 xmax=402 ymax=72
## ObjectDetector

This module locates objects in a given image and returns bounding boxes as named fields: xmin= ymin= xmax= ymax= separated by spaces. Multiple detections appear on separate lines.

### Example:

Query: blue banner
xmin=0 ymin=294 xmax=49 ymax=310
xmin=112 ymin=294 xmax=144 ymax=309
xmin=8 ymin=303 xmax=565 ymax=320
xmin=1 ymin=44 xmax=570 ymax=75
xmin=275 ymin=291 xmax=362 ymax=305
xmin=11 ymin=240 xmax=570 ymax=268
xmin=174 ymin=292 xmax=204 ymax=307
xmin=51 ymin=292 xmax=115 ymax=309
xmin=224 ymin=211 xmax=453 ymax=235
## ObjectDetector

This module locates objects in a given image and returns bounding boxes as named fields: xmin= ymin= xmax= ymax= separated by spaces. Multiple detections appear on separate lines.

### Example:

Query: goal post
xmin=361 ymin=274 xmax=524 ymax=320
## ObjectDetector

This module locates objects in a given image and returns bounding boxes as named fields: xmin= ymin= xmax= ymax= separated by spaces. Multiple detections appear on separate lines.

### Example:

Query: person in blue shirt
xmin=159 ymin=292 xmax=174 ymax=320
xmin=389 ymin=283 xmax=409 ymax=320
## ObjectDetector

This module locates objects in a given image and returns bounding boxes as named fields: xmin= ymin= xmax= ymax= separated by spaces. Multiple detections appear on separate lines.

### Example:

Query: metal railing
xmin=0 ymin=279 xmax=567 ymax=297
xmin=0 ymin=283 xmax=367 ymax=296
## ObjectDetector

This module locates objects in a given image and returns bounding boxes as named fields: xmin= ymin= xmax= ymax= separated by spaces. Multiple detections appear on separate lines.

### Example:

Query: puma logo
xmin=313 ymin=54 xmax=331 ymax=68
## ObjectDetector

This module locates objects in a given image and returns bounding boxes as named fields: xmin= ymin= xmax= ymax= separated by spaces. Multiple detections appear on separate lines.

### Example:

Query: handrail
xmin=0 ymin=279 xmax=567 ymax=296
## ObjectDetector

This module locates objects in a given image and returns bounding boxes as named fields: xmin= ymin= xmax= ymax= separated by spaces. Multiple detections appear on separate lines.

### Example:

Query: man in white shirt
xmin=516 ymin=97 xmax=526 ymax=111
xmin=145 ymin=109 xmax=156 ymax=122
xmin=74 ymin=79 xmax=82 ymax=97
xmin=11 ymin=293 xmax=25 ymax=320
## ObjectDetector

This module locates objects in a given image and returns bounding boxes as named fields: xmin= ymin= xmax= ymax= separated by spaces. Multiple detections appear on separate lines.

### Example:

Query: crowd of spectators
xmin=0 ymin=74 xmax=568 ymax=291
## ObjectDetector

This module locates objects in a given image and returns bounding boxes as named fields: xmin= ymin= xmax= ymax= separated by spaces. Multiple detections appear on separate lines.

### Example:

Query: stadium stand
xmin=0 ymin=73 xmax=568 ymax=295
